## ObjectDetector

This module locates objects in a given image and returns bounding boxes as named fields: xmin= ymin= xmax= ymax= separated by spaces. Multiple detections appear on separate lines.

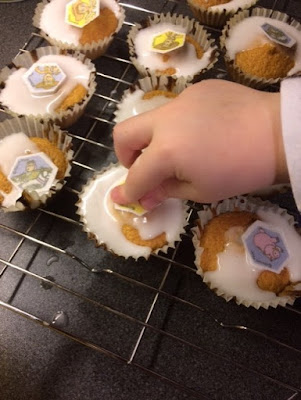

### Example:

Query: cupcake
xmin=114 ymin=76 xmax=189 ymax=124
xmin=33 ymin=0 xmax=125 ymax=60
xmin=0 ymin=46 xmax=96 ymax=128
xmin=220 ymin=8 xmax=301 ymax=88
xmin=187 ymin=0 xmax=258 ymax=28
xmin=77 ymin=164 xmax=188 ymax=259
xmin=128 ymin=13 xmax=218 ymax=82
xmin=192 ymin=197 xmax=301 ymax=309
xmin=0 ymin=117 xmax=73 ymax=211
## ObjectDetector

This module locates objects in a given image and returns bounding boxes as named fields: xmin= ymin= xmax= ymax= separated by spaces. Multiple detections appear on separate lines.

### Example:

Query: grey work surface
xmin=0 ymin=1 xmax=301 ymax=399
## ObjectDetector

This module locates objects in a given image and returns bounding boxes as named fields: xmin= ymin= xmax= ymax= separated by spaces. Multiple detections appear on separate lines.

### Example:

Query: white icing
xmin=0 ymin=133 xmax=39 ymax=175
xmin=39 ymin=0 xmax=121 ymax=46
xmin=134 ymin=23 xmax=213 ymax=78
xmin=225 ymin=16 xmax=301 ymax=75
xmin=80 ymin=165 xmax=185 ymax=258
xmin=115 ymin=89 xmax=174 ymax=123
xmin=209 ymin=0 xmax=253 ymax=11
xmin=203 ymin=208 xmax=301 ymax=302
xmin=207 ymin=243 xmax=278 ymax=302
xmin=0 ymin=54 xmax=90 ymax=116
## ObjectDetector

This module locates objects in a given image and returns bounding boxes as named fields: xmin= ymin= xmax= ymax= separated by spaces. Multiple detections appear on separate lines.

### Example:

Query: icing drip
xmin=134 ymin=23 xmax=213 ymax=78
xmin=209 ymin=0 xmax=254 ymax=11
xmin=115 ymin=89 xmax=173 ymax=123
xmin=225 ymin=16 xmax=301 ymax=76
xmin=0 ymin=54 xmax=91 ymax=116
xmin=81 ymin=165 xmax=185 ymax=258
xmin=39 ymin=0 xmax=121 ymax=46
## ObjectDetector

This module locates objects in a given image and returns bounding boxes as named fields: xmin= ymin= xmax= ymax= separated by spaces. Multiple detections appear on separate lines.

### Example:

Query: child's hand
xmin=111 ymin=79 xmax=287 ymax=209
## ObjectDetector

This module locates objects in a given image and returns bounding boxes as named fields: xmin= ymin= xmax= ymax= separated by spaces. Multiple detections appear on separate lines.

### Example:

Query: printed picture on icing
xmin=261 ymin=23 xmax=290 ymax=44
xmin=71 ymin=0 xmax=98 ymax=24
xmin=10 ymin=157 xmax=53 ymax=192
xmin=29 ymin=65 xmax=63 ymax=90
xmin=152 ymin=31 xmax=185 ymax=51
xmin=242 ymin=222 xmax=289 ymax=272
xmin=253 ymin=228 xmax=282 ymax=261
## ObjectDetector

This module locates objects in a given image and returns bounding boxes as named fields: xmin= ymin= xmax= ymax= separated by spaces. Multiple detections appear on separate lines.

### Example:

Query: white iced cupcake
xmin=0 ymin=46 xmax=96 ymax=128
xmin=33 ymin=0 xmax=125 ymax=60
xmin=77 ymin=164 xmax=188 ymax=259
xmin=128 ymin=13 xmax=218 ymax=82
xmin=192 ymin=197 xmax=301 ymax=309
xmin=220 ymin=8 xmax=301 ymax=88
xmin=114 ymin=76 xmax=189 ymax=124
xmin=0 ymin=117 xmax=73 ymax=211
xmin=187 ymin=0 xmax=258 ymax=28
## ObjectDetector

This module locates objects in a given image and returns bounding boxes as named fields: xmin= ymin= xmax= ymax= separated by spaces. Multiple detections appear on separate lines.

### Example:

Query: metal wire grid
xmin=0 ymin=0 xmax=300 ymax=399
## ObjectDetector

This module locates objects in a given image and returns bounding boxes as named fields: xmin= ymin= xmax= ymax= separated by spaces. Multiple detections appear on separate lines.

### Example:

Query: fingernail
xmin=110 ymin=185 xmax=124 ymax=204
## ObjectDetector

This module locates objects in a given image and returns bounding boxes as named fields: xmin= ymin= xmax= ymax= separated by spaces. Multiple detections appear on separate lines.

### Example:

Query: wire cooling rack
xmin=0 ymin=1 xmax=301 ymax=399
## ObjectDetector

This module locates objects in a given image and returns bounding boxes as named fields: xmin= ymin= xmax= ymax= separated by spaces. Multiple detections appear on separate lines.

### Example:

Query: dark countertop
xmin=0 ymin=1 xmax=301 ymax=400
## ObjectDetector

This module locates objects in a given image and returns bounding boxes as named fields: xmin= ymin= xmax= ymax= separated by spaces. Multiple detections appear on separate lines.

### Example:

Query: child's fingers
xmin=111 ymin=144 xmax=173 ymax=204
xmin=113 ymin=111 xmax=154 ymax=168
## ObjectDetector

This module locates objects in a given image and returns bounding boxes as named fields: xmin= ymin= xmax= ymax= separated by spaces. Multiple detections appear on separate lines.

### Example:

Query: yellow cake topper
xmin=66 ymin=0 xmax=100 ymax=28
xmin=151 ymin=30 xmax=186 ymax=54
xmin=113 ymin=180 xmax=148 ymax=216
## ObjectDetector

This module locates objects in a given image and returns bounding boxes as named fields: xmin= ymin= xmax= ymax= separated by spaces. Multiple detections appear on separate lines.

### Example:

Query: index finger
xmin=113 ymin=111 xmax=154 ymax=168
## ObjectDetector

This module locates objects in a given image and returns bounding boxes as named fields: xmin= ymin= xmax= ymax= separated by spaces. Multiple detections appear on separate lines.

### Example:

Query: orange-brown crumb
xmin=55 ymin=84 xmax=87 ymax=112
xmin=162 ymin=54 xmax=170 ymax=63
xmin=0 ymin=170 xmax=13 ymax=204
xmin=235 ymin=43 xmax=295 ymax=79
xmin=142 ymin=90 xmax=178 ymax=100
xmin=30 ymin=137 xmax=67 ymax=179
xmin=156 ymin=67 xmax=177 ymax=76
xmin=199 ymin=211 xmax=258 ymax=272
xmin=80 ymin=8 xmax=118 ymax=44
xmin=122 ymin=224 xmax=167 ymax=250
xmin=191 ymin=0 xmax=230 ymax=9
xmin=257 ymin=267 xmax=290 ymax=294
xmin=185 ymin=35 xmax=204 ymax=59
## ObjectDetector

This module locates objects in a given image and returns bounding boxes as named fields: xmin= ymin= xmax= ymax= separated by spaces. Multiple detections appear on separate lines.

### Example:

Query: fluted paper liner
xmin=0 ymin=46 xmax=96 ymax=128
xmin=192 ymin=196 xmax=298 ymax=309
xmin=33 ymin=0 xmax=125 ymax=60
xmin=114 ymin=75 xmax=190 ymax=124
xmin=76 ymin=163 xmax=189 ymax=260
xmin=127 ymin=13 xmax=219 ymax=83
xmin=187 ymin=0 xmax=258 ymax=28
xmin=0 ymin=116 xmax=73 ymax=212
xmin=220 ymin=8 xmax=301 ymax=89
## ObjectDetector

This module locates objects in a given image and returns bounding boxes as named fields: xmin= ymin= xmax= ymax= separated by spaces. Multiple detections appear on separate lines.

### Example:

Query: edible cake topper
xmin=66 ymin=0 xmax=100 ymax=28
xmin=151 ymin=30 xmax=186 ymax=53
xmin=23 ymin=63 xmax=66 ymax=96
xmin=242 ymin=220 xmax=290 ymax=272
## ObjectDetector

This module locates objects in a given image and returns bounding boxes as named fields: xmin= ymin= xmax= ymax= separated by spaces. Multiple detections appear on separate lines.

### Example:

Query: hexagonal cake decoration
xmin=23 ymin=63 xmax=66 ymax=96
xmin=8 ymin=152 xmax=58 ymax=195
xmin=242 ymin=220 xmax=290 ymax=273
xmin=151 ymin=30 xmax=186 ymax=54
xmin=65 ymin=0 xmax=100 ymax=28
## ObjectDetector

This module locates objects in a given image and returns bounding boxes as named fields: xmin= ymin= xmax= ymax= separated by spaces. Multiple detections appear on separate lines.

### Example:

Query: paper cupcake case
xmin=127 ymin=13 xmax=219 ymax=83
xmin=114 ymin=75 xmax=190 ymax=124
xmin=187 ymin=0 xmax=258 ymax=28
xmin=0 ymin=116 xmax=73 ymax=212
xmin=76 ymin=163 xmax=189 ymax=260
xmin=0 ymin=46 xmax=96 ymax=128
xmin=33 ymin=0 xmax=125 ymax=60
xmin=192 ymin=196 xmax=300 ymax=309
xmin=220 ymin=8 xmax=301 ymax=89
